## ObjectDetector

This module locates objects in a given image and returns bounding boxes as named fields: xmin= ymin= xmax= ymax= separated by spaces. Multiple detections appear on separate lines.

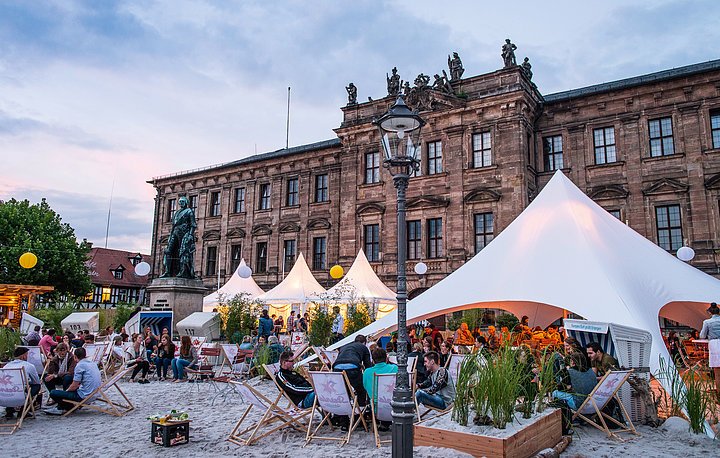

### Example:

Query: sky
xmin=1 ymin=0 xmax=719 ymax=254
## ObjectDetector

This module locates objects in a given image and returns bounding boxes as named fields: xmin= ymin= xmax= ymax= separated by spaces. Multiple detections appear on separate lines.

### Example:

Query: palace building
xmin=148 ymin=56 xmax=720 ymax=301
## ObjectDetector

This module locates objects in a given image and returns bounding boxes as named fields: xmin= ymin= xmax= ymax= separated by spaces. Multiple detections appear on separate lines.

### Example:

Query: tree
xmin=0 ymin=198 xmax=92 ymax=298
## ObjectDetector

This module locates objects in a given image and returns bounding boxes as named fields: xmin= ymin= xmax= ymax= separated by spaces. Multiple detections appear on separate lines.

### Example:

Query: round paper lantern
xmin=330 ymin=265 xmax=344 ymax=279
xmin=414 ymin=262 xmax=428 ymax=275
xmin=677 ymin=246 xmax=695 ymax=262
xmin=237 ymin=265 xmax=253 ymax=278
xmin=134 ymin=261 xmax=151 ymax=276
xmin=19 ymin=252 xmax=38 ymax=269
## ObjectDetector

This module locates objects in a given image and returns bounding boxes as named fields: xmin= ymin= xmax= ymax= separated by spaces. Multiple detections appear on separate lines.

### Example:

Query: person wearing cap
xmin=4 ymin=347 xmax=41 ymax=419
xmin=699 ymin=302 xmax=720 ymax=394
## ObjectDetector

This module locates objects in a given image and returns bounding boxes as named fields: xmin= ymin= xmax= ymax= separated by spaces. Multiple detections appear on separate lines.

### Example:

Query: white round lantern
xmin=414 ymin=262 xmax=428 ymax=275
xmin=237 ymin=265 xmax=253 ymax=278
xmin=134 ymin=261 xmax=151 ymax=276
xmin=677 ymin=246 xmax=695 ymax=262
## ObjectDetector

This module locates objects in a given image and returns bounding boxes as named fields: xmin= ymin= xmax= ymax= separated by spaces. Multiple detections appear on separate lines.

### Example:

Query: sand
xmin=3 ymin=377 xmax=716 ymax=457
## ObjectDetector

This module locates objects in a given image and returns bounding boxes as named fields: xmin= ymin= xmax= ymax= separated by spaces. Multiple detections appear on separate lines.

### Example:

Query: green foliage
xmin=0 ymin=328 xmax=22 ymax=362
xmin=533 ymin=349 xmax=557 ymax=414
xmin=345 ymin=301 xmax=371 ymax=336
xmin=113 ymin=303 xmax=137 ymax=331
xmin=224 ymin=293 xmax=262 ymax=340
xmin=308 ymin=308 xmax=333 ymax=347
xmin=472 ymin=344 xmax=528 ymax=429
xmin=452 ymin=352 xmax=483 ymax=426
xmin=495 ymin=313 xmax=519 ymax=331
xmin=0 ymin=198 xmax=92 ymax=298
xmin=683 ymin=369 xmax=714 ymax=434
xmin=253 ymin=345 xmax=273 ymax=377
xmin=30 ymin=303 xmax=76 ymax=332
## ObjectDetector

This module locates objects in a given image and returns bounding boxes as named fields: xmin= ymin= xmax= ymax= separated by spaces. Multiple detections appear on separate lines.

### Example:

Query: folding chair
xmin=311 ymin=346 xmax=332 ymax=371
xmin=62 ymin=367 xmax=134 ymax=417
xmin=571 ymin=369 xmax=639 ymax=441
xmin=370 ymin=373 xmax=396 ymax=447
xmin=185 ymin=346 xmax=221 ymax=389
xmin=414 ymin=358 xmax=458 ymax=421
xmin=20 ymin=346 xmax=48 ymax=381
xmin=0 ymin=368 xmax=35 ymax=435
xmin=263 ymin=363 xmax=314 ymax=413
xmin=305 ymin=370 xmax=369 ymax=446
xmin=227 ymin=381 xmax=311 ymax=446
xmin=446 ymin=354 xmax=467 ymax=387
xmin=218 ymin=343 xmax=241 ymax=375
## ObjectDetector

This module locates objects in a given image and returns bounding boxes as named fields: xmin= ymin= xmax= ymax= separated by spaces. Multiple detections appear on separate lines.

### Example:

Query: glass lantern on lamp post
xmin=373 ymin=95 xmax=425 ymax=458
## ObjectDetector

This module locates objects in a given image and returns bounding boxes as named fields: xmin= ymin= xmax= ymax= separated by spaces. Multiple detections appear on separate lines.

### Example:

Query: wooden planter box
xmin=414 ymin=409 xmax=561 ymax=458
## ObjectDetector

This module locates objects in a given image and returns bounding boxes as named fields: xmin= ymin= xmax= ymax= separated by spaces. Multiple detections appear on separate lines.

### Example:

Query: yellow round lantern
xmin=329 ymin=264 xmax=344 ymax=279
xmin=19 ymin=252 xmax=38 ymax=269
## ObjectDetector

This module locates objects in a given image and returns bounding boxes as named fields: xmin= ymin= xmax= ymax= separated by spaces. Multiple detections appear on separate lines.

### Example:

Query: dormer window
xmin=130 ymin=254 xmax=142 ymax=266
xmin=113 ymin=270 xmax=123 ymax=279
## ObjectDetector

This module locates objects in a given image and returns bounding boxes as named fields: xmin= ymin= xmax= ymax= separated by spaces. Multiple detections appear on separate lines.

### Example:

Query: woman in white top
xmin=125 ymin=333 xmax=150 ymax=383
xmin=700 ymin=302 xmax=720 ymax=394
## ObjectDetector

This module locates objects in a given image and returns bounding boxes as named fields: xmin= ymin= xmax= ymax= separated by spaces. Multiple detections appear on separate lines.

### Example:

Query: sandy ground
xmin=2 ymin=377 xmax=716 ymax=457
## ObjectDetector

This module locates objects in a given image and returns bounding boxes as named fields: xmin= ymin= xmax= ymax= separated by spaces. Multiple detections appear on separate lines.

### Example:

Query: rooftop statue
xmin=447 ymin=52 xmax=465 ymax=81
xmin=502 ymin=39 xmax=517 ymax=68
xmin=346 ymin=82 xmax=357 ymax=106
xmin=161 ymin=195 xmax=196 ymax=279
xmin=387 ymin=67 xmax=401 ymax=97
xmin=521 ymin=57 xmax=533 ymax=80
xmin=432 ymin=71 xmax=454 ymax=95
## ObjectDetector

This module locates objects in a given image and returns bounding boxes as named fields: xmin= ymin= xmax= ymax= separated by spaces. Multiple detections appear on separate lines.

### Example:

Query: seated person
xmin=485 ymin=326 xmax=501 ymax=353
xmin=172 ymin=335 xmax=198 ymax=382
xmin=275 ymin=351 xmax=315 ymax=408
xmin=438 ymin=341 xmax=454 ymax=367
xmin=125 ymin=333 xmax=150 ymax=383
xmin=39 ymin=328 xmax=58 ymax=356
xmin=551 ymin=351 xmax=597 ymax=411
xmin=239 ymin=335 xmax=254 ymax=350
xmin=408 ymin=342 xmax=427 ymax=384
xmin=106 ymin=336 xmax=125 ymax=376
xmin=585 ymin=342 xmax=618 ymax=379
xmin=363 ymin=347 xmax=398 ymax=431
xmin=267 ymin=336 xmax=285 ymax=364
xmin=70 ymin=332 xmax=85 ymax=349
xmin=45 ymin=347 xmax=102 ymax=415
xmin=44 ymin=343 xmax=76 ymax=393
xmin=454 ymin=322 xmax=475 ymax=346
xmin=415 ymin=351 xmax=455 ymax=410
xmin=4 ymin=347 xmax=41 ymax=418
xmin=154 ymin=334 xmax=176 ymax=381
xmin=24 ymin=325 xmax=41 ymax=346
xmin=83 ymin=334 xmax=95 ymax=345
xmin=385 ymin=342 xmax=397 ymax=357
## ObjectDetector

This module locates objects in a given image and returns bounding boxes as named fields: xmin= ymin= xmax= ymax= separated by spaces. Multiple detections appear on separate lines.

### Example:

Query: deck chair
xmin=21 ymin=346 xmax=48 ymax=381
xmin=185 ymin=346 xmax=221 ymax=387
xmin=571 ymin=369 xmax=639 ymax=441
xmin=218 ymin=343 xmax=241 ymax=375
xmin=0 ymin=368 xmax=35 ymax=435
xmin=263 ymin=363 xmax=314 ymax=413
xmin=227 ymin=381 xmax=310 ymax=446
xmin=311 ymin=346 xmax=332 ymax=371
xmin=446 ymin=354 xmax=467 ymax=387
xmin=370 ymin=373 xmax=396 ymax=447
xmin=305 ymin=370 xmax=369 ymax=446
xmin=62 ymin=367 xmax=134 ymax=417
xmin=414 ymin=358 xmax=458 ymax=421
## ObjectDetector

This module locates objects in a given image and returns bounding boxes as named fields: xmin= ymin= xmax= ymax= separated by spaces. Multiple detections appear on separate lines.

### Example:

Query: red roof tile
xmin=85 ymin=247 xmax=151 ymax=288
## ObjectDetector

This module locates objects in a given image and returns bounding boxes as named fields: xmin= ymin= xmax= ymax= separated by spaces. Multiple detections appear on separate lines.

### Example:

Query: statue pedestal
xmin=146 ymin=277 xmax=207 ymax=330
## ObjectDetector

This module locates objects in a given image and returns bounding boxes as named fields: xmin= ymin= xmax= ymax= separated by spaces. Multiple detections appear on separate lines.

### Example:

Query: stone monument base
xmin=146 ymin=277 xmax=207 ymax=330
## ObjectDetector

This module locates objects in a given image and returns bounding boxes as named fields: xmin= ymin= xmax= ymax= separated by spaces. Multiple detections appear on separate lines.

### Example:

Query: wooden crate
xmin=414 ymin=409 xmax=561 ymax=458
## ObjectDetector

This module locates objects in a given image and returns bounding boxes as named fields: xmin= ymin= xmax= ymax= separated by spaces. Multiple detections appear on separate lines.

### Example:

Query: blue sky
xmin=1 ymin=0 xmax=718 ymax=253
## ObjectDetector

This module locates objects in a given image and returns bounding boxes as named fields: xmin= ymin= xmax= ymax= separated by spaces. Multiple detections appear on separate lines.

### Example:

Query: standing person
xmin=287 ymin=311 xmax=296 ymax=333
xmin=415 ymin=351 xmax=455 ymax=410
xmin=45 ymin=347 xmax=102 ymax=415
xmin=301 ymin=313 xmax=310 ymax=332
xmin=25 ymin=325 xmax=41 ymax=346
xmin=274 ymin=314 xmax=285 ymax=334
xmin=154 ymin=334 xmax=176 ymax=381
xmin=39 ymin=328 xmax=58 ymax=356
xmin=331 ymin=306 xmax=344 ymax=344
xmin=333 ymin=335 xmax=373 ymax=407
xmin=172 ymin=336 xmax=198 ymax=382
xmin=700 ymin=302 xmax=720 ymax=394
xmin=125 ymin=334 xmax=150 ymax=383
xmin=258 ymin=310 xmax=274 ymax=340
xmin=44 ymin=343 xmax=76 ymax=393
xmin=4 ymin=347 xmax=41 ymax=418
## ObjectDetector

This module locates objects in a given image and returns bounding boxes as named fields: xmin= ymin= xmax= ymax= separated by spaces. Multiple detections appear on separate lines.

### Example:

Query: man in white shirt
xmin=4 ymin=347 xmax=41 ymax=419
xmin=331 ymin=306 xmax=344 ymax=344
xmin=45 ymin=347 xmax=102 ymax=415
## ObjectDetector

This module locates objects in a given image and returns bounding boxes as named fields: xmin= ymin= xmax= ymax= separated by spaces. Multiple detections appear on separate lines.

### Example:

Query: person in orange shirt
xmin=454 ymin=322 xmax=474 ymax=346
xmin=485 ymin=326 xmax=501 ymax=352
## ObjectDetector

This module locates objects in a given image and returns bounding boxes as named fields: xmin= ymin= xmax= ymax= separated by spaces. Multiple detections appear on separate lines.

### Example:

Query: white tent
xmin=324 ymin=249 xmax=397 ymax=319
xmin=256 ymin=252 xmax=327 ymax=318
xmin=329 ymin=170 xmax=720 ymax=431
xmin=202 ymin=259 xmax=265 ymax=312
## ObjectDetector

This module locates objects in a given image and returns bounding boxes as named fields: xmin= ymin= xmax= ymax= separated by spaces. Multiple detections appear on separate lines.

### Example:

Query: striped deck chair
xmin=305 ymin=370 xmax=369 ymax=446
xmin=227 ymin=381 xmax=310 ymax=446
xmin=0 ymin=368 xmax=36 ymax=435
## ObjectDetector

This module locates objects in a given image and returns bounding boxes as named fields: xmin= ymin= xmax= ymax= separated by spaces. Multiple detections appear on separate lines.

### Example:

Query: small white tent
xmin=256 ymin=253 xmax=326 ymax=318
xmin=329 ymin=170 xmax=720 ymax=430
xmin=324 ymin=249 xmax=397 ymax=319
xmin=202 ymin=259 xmax=265 ymax=312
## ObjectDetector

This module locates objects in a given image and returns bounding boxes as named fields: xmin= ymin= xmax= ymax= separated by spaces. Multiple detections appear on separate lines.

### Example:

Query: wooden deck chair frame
xmin=571 ymin=369 xmax=639 ymax=441
xmin=0 ymin=368 xmax=35 ymax=435
xmin=370 ymin=373 xmax=396 ymax=448
xmin=305 ymin=370 xmax=368 ymax=446
xmin=263 ymin=363 xmax=314 ymax=413
xmin=227 ymin=380 xmax=310 ymax=446
xmin=414 ymin=357 xmax=456 ymax=422
xmin=62 ymin=367 xmax=134 ymax=417
xmin=311 ymin=346 xmax=332 ymax=371
xmin=19 ymin=345 xmax=49 ymax=381
xmin=218 ymin=343 xmax=241 ymax=375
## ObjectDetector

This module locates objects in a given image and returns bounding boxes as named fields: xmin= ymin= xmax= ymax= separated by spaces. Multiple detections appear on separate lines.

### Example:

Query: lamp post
xmin=374 ymin=95 xmax=425 ymax=458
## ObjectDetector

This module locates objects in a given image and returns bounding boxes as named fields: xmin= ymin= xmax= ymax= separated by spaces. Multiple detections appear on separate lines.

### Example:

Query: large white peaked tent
xmin=324 ymin=249 xmax=397 ymax=319
xmin=202 ymin=259 xmax=265 ymax=312
xmin=330 ymin=171 xmax=720 ymax=415
xmin=256 ymin=253 xmax=326 ymax=317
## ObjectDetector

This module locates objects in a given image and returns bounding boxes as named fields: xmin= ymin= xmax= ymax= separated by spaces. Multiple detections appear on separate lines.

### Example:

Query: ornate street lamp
xmin=374 ymin=95 xmax=425 ymax=458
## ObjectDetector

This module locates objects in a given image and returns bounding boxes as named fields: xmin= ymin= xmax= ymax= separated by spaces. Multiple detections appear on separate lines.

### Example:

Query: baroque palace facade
xmin=148 ymin=55 xmax=720 ymax=300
